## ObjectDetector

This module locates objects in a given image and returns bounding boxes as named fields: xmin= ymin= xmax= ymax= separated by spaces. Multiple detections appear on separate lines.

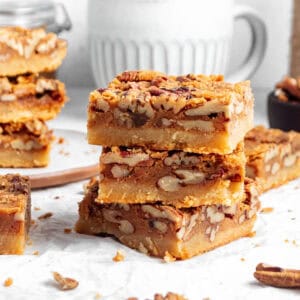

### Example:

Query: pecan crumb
xmin=33 ymin=250 xmax=39 ymax=255
xmin=154 ymin=292 xmax=187 ymax=300
xmin=113 ymin=250 xmax=125 ymax=262
xmin=53 ymin=272 xmax=79 ymax=291
xmin=163 ymin=251 xmax=176 ymax=263
xmin=240 ymin=257 xmax=245 ymax=262
xmin=57 ymin=137 xmax=65 ymax=144
xmin=30 ymin=219 xmax=36 ymax=225
xmin=3 ymin=277 xmax=13 ymax=287
xmin=254 ymin=263 xmax=300 ymax=288
xmin=64 ymin=228 xmax=72 ymax=234
xmin=261 ymin=207 xmax=274 ymax=214
xmin=34 ymin=206 xmax=41 ymax=211
xmin=38 ymin=212 xmax=53 ymax=220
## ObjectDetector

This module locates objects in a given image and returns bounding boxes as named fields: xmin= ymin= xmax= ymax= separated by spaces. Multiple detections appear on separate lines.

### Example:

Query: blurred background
xmin=55 ymin=0 xmax=292 ymax=89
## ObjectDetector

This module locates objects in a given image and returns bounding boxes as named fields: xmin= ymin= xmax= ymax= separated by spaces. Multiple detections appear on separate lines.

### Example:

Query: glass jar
xmin=0 ymin=0 xmax=71 ymax=34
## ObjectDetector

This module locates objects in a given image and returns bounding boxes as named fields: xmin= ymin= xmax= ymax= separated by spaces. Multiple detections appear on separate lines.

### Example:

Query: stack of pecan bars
xmin=0 ymin=26 xmax=67 ymax=168
xmin=76 ymin=71 xmax=260 ymax=260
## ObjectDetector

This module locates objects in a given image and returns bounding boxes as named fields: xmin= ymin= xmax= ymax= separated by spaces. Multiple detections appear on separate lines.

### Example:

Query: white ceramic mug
xmin=88 ymin=0 xmax=267 ymax=87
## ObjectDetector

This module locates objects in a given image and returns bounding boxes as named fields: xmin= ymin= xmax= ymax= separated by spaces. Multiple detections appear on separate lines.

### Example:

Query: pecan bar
xmin=0 ymin=74 xmax=67 ymax=123
xmin=98 ymin=143 xmax=245 ymax=207
xmin=76 ymin=178 xmax=259 ymax=259
xmin=0 ymin=27 xmax=67 ymax=76
xmin=0 ymin=174 xmax=31 ymax=254
xmin=0 ymin=120 xmax=53 ymax=168
xmin=245 ymin=126 xmax=300 ymax=192
xmin=88 ymin=71 xmax=254 ymax=154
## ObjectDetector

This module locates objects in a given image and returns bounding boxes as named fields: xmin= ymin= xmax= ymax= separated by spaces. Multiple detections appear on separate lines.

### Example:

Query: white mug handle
xmin=227 ymin=5 xmax=267 ymax=82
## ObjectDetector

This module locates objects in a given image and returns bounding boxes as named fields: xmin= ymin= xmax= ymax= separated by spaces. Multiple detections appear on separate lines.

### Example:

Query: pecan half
xmin=53 ymin=272 xmax=79 ymax=291
xmin=254 ymin=263 xmax=300 ymax=288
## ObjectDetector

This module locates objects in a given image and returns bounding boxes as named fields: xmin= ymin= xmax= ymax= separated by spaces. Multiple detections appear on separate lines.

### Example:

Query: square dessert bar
xmin=0 ymin=174 xmax=31 ymax=254
xmin=88 ymin=70 xmax=254 ymax=154
xmin=0 ymin=27 xmax=67 ymax=76
xmin=98 ymin=143 xmax=245 ymax=208
xmin=245 ymin=126 xmax=300 ymax=192
xmin=76 ymin=178 xmax=259 ymax=259
xmin=0 ymin=74 xmax=67 ymax=123
xmin=0 ymin=120 xmax=53 ymax=168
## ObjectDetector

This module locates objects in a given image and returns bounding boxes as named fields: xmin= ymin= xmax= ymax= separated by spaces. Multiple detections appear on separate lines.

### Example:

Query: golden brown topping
xmin=90 ymin=70 xmax=253 ymax=121
xmin=254 ymin=263 xmax=300 ymax=288
xmin=53 ymin=272 xmax=79 ymax=291
xmin=0 ymin=27 xmax=61 ymax=58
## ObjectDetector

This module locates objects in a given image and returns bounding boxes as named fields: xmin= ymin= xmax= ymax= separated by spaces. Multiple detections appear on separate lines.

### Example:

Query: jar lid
xmin=0 ymin=0 xmax=56 ymax=28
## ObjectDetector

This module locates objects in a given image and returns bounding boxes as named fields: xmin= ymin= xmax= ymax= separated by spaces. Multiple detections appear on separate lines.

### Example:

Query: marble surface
xmin=1 ymin=87 xmax=299 ymax=300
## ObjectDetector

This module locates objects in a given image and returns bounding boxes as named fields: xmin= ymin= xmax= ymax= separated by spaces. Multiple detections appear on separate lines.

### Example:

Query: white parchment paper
xmin=0 ymin=177 xmax=299 ymax=300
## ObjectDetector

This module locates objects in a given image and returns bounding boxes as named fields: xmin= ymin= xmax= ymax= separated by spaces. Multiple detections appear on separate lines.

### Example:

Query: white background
xmin=56 ymin=0 xmax=293 ymax=89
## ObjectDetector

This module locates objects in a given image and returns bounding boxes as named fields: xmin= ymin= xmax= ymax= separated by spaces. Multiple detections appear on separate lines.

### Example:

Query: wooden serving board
xmin=30 ymin=164 xmax=99 ymax=189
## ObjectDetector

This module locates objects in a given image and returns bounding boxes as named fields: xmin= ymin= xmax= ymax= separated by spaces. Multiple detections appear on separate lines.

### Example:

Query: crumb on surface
xmin=33 ymin=251 xmax=39 ymax=256
xmin=64 ymin=228 xmax=72 ymax=234
xmin=95 ymin=293 xmax=102 ymax=299
xmin=34 ymin=207 xmax=41 ymax=211
xmin=240 ymin=257 xmax=245 ymax=262
xmin=26 ymin=239 xmax=33 ymax=246
xmin=57 ymin=137 xmax=65 ymax=144
xmin=154 ymin=292 xmax=188 ymax=300
xmin=38 ymin=212 xmax=53 ymax=220
xmin=59 ymin=149 xmax=70 ymax=156
xmin=30 ymin=219 xmax=36 ymax=225
xmin=284 ymin=239 xmax=289 ymax=243
xmin=113 ymin=250 xmax=125 ymax=262
xmin=3 ymin=277 xmax=13 ymax=287
xmin=53 ymin=272 xmax=79 ymax=291
xmin=261 ymin=207 xmax=274 ymax=214
xmin=163 ymin=251 xmax=176 ymax=263
xmin=54 ymin=196 xmax=60 ymax=200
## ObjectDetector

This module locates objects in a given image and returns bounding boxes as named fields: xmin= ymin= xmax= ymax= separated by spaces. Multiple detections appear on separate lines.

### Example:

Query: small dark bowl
xmin=268 ymin=92 xmax=300 ymax=132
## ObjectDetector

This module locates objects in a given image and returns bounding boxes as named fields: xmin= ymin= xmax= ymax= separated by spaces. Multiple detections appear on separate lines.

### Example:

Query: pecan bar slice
xmin=0 ymin=26 xmax=67 ymax=76
xmin=0 ymin=120 xmax=53 ymax=168
xmin=98 ymin=143 xmax=245 ymax=207
xmin=76 ymin=178 xmax=259 ymax=259
xmin=88 ymin=71 xmax=254 ymax=154
xmin=245 ymin=126 xmax=300 ymax=192
xmin=0 ymin=74 xmax=67 ymax=123
xmin=0 ymin=174 xmax=31 ymax=254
